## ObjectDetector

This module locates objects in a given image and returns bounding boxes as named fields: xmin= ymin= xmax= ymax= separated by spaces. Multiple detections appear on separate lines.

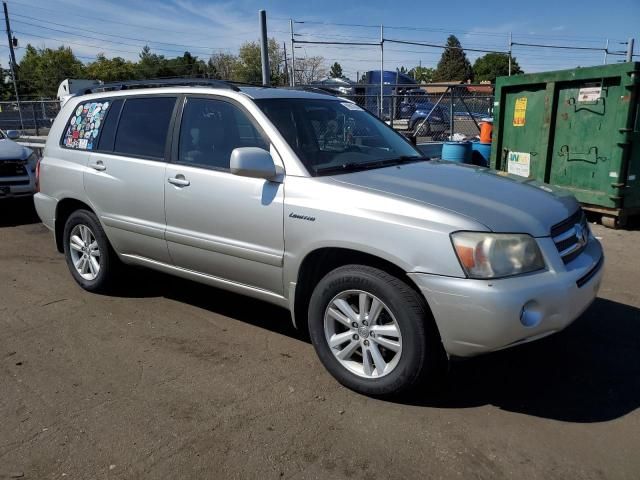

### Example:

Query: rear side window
xmin=61 ymin=99 xmax=113 ymax=150
xmin=113 ymin=97 xmax=176 ymax=159
xmin=96 ymin=99 xmax=123 ymax=152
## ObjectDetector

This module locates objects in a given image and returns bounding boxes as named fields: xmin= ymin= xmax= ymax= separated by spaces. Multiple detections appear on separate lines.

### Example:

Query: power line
xmin=10 ymin=14 xmax=257 ymax=44
xmin=6 ymin=0 xmax=286 ymax=36
xmin=11 ymin=19 xmax=233 ymax=55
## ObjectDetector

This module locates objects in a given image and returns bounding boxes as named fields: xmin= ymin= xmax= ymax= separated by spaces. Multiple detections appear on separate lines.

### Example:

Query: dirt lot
xmin=1 ymin=198 xmax=639 ymax=480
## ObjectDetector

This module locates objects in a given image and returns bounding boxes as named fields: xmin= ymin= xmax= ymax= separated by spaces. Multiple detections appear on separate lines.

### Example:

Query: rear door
xmin=83 ymin=95 xmax=178 ymax=263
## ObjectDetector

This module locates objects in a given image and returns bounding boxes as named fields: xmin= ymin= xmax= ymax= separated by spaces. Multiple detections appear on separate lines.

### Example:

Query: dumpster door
xmin=499 ymin=87 xmax=549 ymax=181
xmin=548 ymin=79 xmax=624 ymax=208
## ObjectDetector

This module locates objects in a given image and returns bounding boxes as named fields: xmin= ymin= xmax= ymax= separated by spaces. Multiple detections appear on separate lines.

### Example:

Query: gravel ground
xmin=1 ymin=198 xmax=639 ymax=479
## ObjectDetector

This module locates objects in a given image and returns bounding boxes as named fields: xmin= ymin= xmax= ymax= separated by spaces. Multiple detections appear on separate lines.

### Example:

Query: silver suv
xmin=34 ymin=80 xmax=604 ymax=397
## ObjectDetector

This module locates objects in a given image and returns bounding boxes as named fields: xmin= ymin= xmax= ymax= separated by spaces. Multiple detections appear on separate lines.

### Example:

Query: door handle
xmin=168 ymin=175 xmax=190 ymax=187
xmin=89 ymin=160 xmax=106 ymax=171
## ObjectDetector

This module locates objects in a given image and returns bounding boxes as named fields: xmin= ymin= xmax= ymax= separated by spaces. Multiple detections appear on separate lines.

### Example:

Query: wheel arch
xmin=292 ymin=247 xmax=431 ymax=335
xmin=54 ymin=197 xmax=96 ymax=253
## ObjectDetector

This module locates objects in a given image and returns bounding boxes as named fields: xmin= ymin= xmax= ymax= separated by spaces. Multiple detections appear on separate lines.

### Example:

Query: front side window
xmin=255 ymin=98 xmax=423 ymax=176
xmin=61 ymin=99 xmax=113 ymax=150
xmin=177 ymin=97 xmax=268 ymax=170
xmin=113 ymin=97 xmax=176 ymax=159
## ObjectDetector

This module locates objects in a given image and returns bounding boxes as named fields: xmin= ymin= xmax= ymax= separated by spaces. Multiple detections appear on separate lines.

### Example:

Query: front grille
xmin=0 ymin=161 xmax=27 ymax=177
xmin=551 ymin=209 xmax=589 ymax=264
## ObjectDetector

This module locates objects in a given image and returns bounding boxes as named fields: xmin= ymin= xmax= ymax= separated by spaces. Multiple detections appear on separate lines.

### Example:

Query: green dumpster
xmin=490 ymin=62 xmax=640 ymax=227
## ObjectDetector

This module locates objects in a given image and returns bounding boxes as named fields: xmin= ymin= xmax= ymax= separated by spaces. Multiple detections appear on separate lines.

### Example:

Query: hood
xmin=0 ymin=139 xmax=31 ymax=161
xmin=331 ymin=160 xmax=579 ymax=237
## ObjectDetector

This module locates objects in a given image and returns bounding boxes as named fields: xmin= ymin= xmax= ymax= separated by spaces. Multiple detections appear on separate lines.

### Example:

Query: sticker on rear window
xmin=63 ymin=100 xmax=111 ymax=150
xmin=341 ymin=102 xmax=363 ymax=111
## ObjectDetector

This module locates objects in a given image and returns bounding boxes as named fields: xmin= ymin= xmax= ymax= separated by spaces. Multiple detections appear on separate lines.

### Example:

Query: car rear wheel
xmin=308 ymin=265 xmax=446 ymax=397
xmin=63 ymin=209 xmax=118 ymax=292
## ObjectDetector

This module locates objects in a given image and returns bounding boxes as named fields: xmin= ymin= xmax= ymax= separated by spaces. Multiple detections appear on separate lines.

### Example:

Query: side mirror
xmin=230 ymin=147 xmax=279 ymax=180
xmin=6 ymin=130 xmax=20 ymax=140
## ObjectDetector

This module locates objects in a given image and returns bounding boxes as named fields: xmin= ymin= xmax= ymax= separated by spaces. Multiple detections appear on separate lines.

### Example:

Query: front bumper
xmin=409 ymin=235 xmax=603 ymax=357
xmin=0 ymin=172 xmax=36 ymax=199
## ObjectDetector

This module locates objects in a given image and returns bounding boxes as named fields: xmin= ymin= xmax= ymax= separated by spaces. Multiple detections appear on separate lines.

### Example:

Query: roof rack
xmin=84 ymin=78 xmax=240 ymax=94
xmin=286 ymin=86 xmax=335 ymax=96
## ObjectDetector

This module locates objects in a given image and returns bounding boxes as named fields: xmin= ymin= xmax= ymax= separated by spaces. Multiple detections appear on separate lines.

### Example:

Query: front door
xmin=164 ymin=96 xmax=285 ymax=294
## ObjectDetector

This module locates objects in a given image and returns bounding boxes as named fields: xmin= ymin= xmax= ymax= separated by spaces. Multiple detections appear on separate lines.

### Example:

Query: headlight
xmin=451 ymin=232 xmax=545 ymax=279
xmin=26 ymin=152 xmax=38 ymax=172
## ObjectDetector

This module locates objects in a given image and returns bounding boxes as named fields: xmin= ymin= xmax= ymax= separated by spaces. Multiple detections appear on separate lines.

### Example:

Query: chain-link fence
xmin=315 ymin=83 xmax=494 ymax=142
xmin=0 ymin=85 xmax=493 ymax=142
xmin=0 ymin=100 xmax=62 ymax=136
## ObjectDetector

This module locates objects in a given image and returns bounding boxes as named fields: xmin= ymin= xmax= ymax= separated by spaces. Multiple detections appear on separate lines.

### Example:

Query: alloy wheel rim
xmin=69 ymin=224 xmax=101 ymax=281
xmin=323 ymin=289 xmax=402 ymax=379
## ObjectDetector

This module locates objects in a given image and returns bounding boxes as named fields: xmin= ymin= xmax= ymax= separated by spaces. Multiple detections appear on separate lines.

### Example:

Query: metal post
xmin=289 ymin=19 xmax=295 ymax=86
xmin=603 ymin=39 xmax=609 ymax=64
xmin=380 ymin=24 xmax=384 ymax=118
xmin=259 ymin=10 xmax=270 ymax=86
xmin=3 ymin=1 xmax=23 ymax=130
xmin=627 ymin=38 xmax=635 ymax=63
xmin=283 ymin=41 xmax=289 ymax=87
xmin=449 ymin=87 xmax=454 ymax=140
xmin=508 ymin=32 xmax=512 ymax=76
xmin=32 ymin=102 xmax=38 ymax=136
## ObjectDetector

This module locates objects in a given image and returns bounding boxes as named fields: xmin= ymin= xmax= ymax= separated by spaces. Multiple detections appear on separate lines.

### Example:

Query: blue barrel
xmin=471 ymin=142 xmax=491 ymax=167
xmin=441 ymin=141 xmax=472 ymax=163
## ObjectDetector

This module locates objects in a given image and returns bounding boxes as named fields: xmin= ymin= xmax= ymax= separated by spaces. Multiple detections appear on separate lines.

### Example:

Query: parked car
xmin=0 ymin=129 xmax=38 ymax=199
xmin=34 ymin=81 xmax=604 ymax=397
xmin=408 ymin=103 xmax=450 ymax=138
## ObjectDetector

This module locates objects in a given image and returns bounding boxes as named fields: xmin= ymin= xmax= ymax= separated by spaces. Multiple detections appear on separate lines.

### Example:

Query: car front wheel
xmin=308 ymin=265 xmax=445 ymax=397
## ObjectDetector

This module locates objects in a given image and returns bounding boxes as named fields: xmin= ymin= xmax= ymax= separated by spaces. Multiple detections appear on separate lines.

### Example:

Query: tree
xmin=329 ymin=62 xmax=343 ymax=78
xmin=136 ymin=45 xmax=174 ymax=79
xmin=17 ymin=45 xmax=85 ymax=98
xmin=85 ymin=54 xmax=138 ymax=82
xmin=208 ymin=53 xmax=239 ymax=80
xmin=433 ymin=35 xmax=473 ymax=82
xmin=0 ymin=64 xmax=13 ymax=100
xmin=293 ymin=56 xmax=327 ymax=84
xmin=408 ymin=66 xmax=435 ymax=83
xmin=165 ymin=52 xmax=208 ymax=77
xmin=473 ymin=53 xmax=522 ymax=83
xmin=234 ymin=39 xmax=284 ymax=84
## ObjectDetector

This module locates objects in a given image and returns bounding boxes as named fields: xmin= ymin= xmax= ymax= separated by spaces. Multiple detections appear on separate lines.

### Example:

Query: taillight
xmin=35 ymin=158 xmax=41 ymax=192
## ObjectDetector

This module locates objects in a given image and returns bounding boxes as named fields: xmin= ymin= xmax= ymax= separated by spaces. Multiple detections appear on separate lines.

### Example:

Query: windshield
xmin=255 ymin=98 xmax=424 ymax=176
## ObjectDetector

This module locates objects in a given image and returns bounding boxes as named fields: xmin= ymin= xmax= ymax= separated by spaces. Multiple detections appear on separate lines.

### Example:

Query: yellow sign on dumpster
xmin=513 ymin=97 xmax=527 ymax=127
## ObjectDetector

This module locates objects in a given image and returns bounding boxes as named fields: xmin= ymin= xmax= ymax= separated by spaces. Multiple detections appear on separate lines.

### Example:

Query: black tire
xmin=308 ymin=265 xmax=446 ymax=397
xmin=63 ymin=209 xmax=119 ymax=292
xmin=413 ymin=120 xmax=431 ymax=138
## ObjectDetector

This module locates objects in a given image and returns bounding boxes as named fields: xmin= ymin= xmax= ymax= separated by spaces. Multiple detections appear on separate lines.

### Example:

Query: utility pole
xmin=508 ymin=32 xmax=512 ymax=76
xmin=283 ymin=41 xmax=289 ymax=87
xmin=603 ymin=38 xmax=609 ymax=64
xmin=3 ymin=1 xmax=23 ymax=130
xmin=259 ymin=10 xmax=269 ymax=86
xmin=380 ymin=24 xmax=384 ymax=118
xmin=626 ymin=38 xmax=635 ymax=63
xmin=289 ymin=19 xmax=295 ymax=86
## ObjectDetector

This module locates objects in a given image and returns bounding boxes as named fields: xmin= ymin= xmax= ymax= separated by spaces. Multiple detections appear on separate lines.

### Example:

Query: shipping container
xmin=490 ymin=62 xmax=640 ymax=227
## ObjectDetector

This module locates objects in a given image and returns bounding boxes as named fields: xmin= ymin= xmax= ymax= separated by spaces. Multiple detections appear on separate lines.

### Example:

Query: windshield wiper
xmin=315 ymin=155 xmax=427 ymax=176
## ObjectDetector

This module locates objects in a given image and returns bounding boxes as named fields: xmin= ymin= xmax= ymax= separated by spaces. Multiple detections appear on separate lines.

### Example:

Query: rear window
xmin=113 ymin=97 xmax=176 ymax=159
xmin=61 ymin=99 xmax=113 ymax=150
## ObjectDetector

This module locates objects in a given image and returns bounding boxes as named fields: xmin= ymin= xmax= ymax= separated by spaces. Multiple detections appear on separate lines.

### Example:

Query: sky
xmin=3 ymin=0 xmax=639 ymax=80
